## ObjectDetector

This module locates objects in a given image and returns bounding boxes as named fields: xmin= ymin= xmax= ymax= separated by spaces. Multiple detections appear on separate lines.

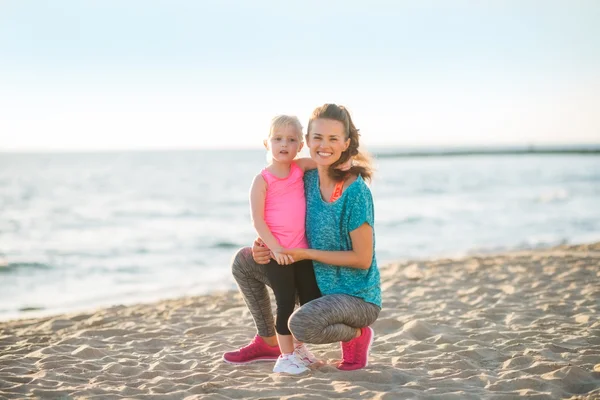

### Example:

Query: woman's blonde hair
xmin=307 ymin=104 xmax=373 ymax=182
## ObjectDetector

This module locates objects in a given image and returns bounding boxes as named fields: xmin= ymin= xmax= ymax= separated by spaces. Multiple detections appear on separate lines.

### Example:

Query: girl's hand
xmin=272 ymin=249 xmax=294 ymax=265
xmin=335 ymin=158 xmax=353 ymax=171
xmin=280 ymin=248 xmax=308 ymax=262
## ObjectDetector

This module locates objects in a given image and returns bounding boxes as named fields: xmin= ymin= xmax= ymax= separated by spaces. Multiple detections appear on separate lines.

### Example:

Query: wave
xmin=211 ymin=241 xmax=242 ymax=249
xmin=18 ymin=306 xmax=45 ymax=312
xmin=0 ymin=262 xmax=53 ymax=274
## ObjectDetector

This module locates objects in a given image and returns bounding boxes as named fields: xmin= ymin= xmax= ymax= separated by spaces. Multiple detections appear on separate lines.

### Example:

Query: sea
xmin=1 ymin=147 xmax=599 ymax=321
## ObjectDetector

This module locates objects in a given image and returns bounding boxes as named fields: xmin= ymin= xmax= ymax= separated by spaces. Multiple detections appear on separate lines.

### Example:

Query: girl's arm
xmin=295 ymin=157 xmax=353 ymax=172
xmin=282 ymin=222 xmax=374 ymax=270
xmin=295 ymin=157 xmax=317 ymax=172
xmin=250 ymin=174 xmax=293 ymax=265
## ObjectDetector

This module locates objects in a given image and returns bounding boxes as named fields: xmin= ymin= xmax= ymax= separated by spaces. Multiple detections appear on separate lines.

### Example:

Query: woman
xmin=223 ymin=104 xmax=381 ymax=371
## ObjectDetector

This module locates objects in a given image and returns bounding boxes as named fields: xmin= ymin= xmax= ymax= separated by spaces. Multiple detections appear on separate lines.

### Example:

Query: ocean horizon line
xmin=2 ymin=143 xmax=600 ymax=157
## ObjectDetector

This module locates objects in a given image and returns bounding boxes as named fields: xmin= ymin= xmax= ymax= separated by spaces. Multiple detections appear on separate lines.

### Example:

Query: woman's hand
xmin=251 ymin=238 xmax=272 ymax=264
xmin=280 ymin=248 xmax=309 ymax=263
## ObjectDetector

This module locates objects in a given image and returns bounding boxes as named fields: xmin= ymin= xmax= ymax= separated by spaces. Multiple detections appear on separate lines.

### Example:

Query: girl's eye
xmin=290 ymin=138 xmax=296 ymax=142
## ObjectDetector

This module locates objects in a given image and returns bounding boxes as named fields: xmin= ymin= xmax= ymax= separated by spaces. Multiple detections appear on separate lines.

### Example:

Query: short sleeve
xmin=348 ymin=182 xmax=375 ymax=232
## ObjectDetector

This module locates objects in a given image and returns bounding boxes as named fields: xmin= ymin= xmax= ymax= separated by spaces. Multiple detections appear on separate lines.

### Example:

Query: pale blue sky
xmin=1 ymin=0 xmax=599 ymax=151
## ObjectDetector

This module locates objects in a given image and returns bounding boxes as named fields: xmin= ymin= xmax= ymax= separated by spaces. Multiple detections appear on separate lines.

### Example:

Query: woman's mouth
xmin=317 ymin=151 xmax=333 ymax=157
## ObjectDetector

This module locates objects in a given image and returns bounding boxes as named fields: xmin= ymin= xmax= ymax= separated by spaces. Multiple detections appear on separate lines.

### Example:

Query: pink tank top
xmin=261 ymin=162 xmax=308 ymax=249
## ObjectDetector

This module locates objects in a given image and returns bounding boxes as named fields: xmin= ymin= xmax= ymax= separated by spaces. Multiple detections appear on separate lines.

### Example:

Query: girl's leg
xmin=290 ymin=260 xmax=321 ymax=364
xmin=264 ymin=260 xmax=297 ymax=354
xmin=293 ymin=260 xmax=321 ymax=305
xmin=288 ymin=294 xmax=380 ymax=344
xmin=231 ymin=247 xmax=276 ymax=339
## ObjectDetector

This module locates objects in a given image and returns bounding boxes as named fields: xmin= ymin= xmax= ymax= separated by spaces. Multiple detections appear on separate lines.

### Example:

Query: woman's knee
xmin=288 ymin=306 xmax=320 ymax=343
xmin=231 ymin=247 xmax=253 ymax=278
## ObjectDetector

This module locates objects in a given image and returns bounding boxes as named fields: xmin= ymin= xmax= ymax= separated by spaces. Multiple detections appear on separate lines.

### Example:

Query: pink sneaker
xmin=337 ymin=326 xmax=374 ymax=371
xmin=223 ymin=335 xmax=281 ymax=365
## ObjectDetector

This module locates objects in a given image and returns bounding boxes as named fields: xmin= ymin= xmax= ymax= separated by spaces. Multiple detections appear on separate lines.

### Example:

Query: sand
xmin=1 ymin=243 xmax=599 ymax=399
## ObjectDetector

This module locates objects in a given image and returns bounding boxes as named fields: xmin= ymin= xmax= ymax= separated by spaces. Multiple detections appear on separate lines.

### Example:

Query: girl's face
xmin=264 ymin=124 xmax=303 ymax=163
xmin=306 ymin=118 xmax=350 ymax=167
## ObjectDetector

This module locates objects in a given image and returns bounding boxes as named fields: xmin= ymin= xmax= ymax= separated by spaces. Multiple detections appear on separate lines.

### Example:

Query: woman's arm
xmin=250 ymin=175 xmax=292 ymax=265
xmin=282 ymin=223 xmax=374 ymax=270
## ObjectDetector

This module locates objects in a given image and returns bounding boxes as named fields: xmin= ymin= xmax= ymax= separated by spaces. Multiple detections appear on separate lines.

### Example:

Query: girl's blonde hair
xmin=269 ymin=115 xmax=304 ymax=141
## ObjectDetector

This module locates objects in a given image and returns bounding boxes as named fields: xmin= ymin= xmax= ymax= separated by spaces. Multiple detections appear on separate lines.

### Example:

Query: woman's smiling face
xmin=306 ymin=118 xmax=350 ymax=167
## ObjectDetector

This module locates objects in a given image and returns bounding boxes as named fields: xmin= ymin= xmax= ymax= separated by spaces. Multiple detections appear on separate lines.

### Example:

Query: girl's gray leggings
xmin=231 ymin=247 xmax=380 ymax=343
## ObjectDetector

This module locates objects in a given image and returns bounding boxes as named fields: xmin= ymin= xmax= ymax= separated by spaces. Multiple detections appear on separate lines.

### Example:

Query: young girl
xmin=249 ymin=115 xmax=321 ymax=374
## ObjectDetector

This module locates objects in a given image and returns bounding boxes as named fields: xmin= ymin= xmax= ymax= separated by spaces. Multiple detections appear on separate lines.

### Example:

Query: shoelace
xmin=295 ymin=345 xmax=312 ymax=361
xmin=294 ymin=345 xmax=305 ymax=359
xmin=239 ymin=338 xmax=260 ymax=356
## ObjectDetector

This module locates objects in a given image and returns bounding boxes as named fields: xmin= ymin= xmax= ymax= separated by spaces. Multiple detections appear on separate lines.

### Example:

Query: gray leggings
xmin=231 ymin=247 xmax=380 ymax=343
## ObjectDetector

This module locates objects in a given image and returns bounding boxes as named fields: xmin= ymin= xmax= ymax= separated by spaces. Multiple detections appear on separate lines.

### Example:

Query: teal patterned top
xmin=304 ymin=169 xmax=381 ymax=308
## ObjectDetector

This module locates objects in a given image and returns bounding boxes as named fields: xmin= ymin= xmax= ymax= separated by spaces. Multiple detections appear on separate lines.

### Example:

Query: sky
xmin=0 ymin=0 xmax=599 ymax=151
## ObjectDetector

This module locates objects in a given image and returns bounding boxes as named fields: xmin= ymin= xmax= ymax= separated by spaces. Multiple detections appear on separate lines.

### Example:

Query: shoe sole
xmin=222 ymin=356 xmax=279 ymax=365
xmin=273 ymin=368 xmax=309 ymax=374
xmin=273 ymin=365 xmax=309 ymax=374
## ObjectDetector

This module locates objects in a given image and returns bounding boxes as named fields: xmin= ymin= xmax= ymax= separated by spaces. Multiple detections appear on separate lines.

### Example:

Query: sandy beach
xmin=1 ymin=243 xmax=599 ymax=399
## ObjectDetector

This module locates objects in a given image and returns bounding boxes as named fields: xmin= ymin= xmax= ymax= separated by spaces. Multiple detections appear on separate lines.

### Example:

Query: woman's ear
xmin=344 ymin=138 xmax=351 ymax=151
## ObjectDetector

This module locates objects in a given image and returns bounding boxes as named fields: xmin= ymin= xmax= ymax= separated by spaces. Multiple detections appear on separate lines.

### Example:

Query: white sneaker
xmin=272 ymin=353 xmax=309 ymax=374
xmin=294 ymin=343 xmax=318 ymax=366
